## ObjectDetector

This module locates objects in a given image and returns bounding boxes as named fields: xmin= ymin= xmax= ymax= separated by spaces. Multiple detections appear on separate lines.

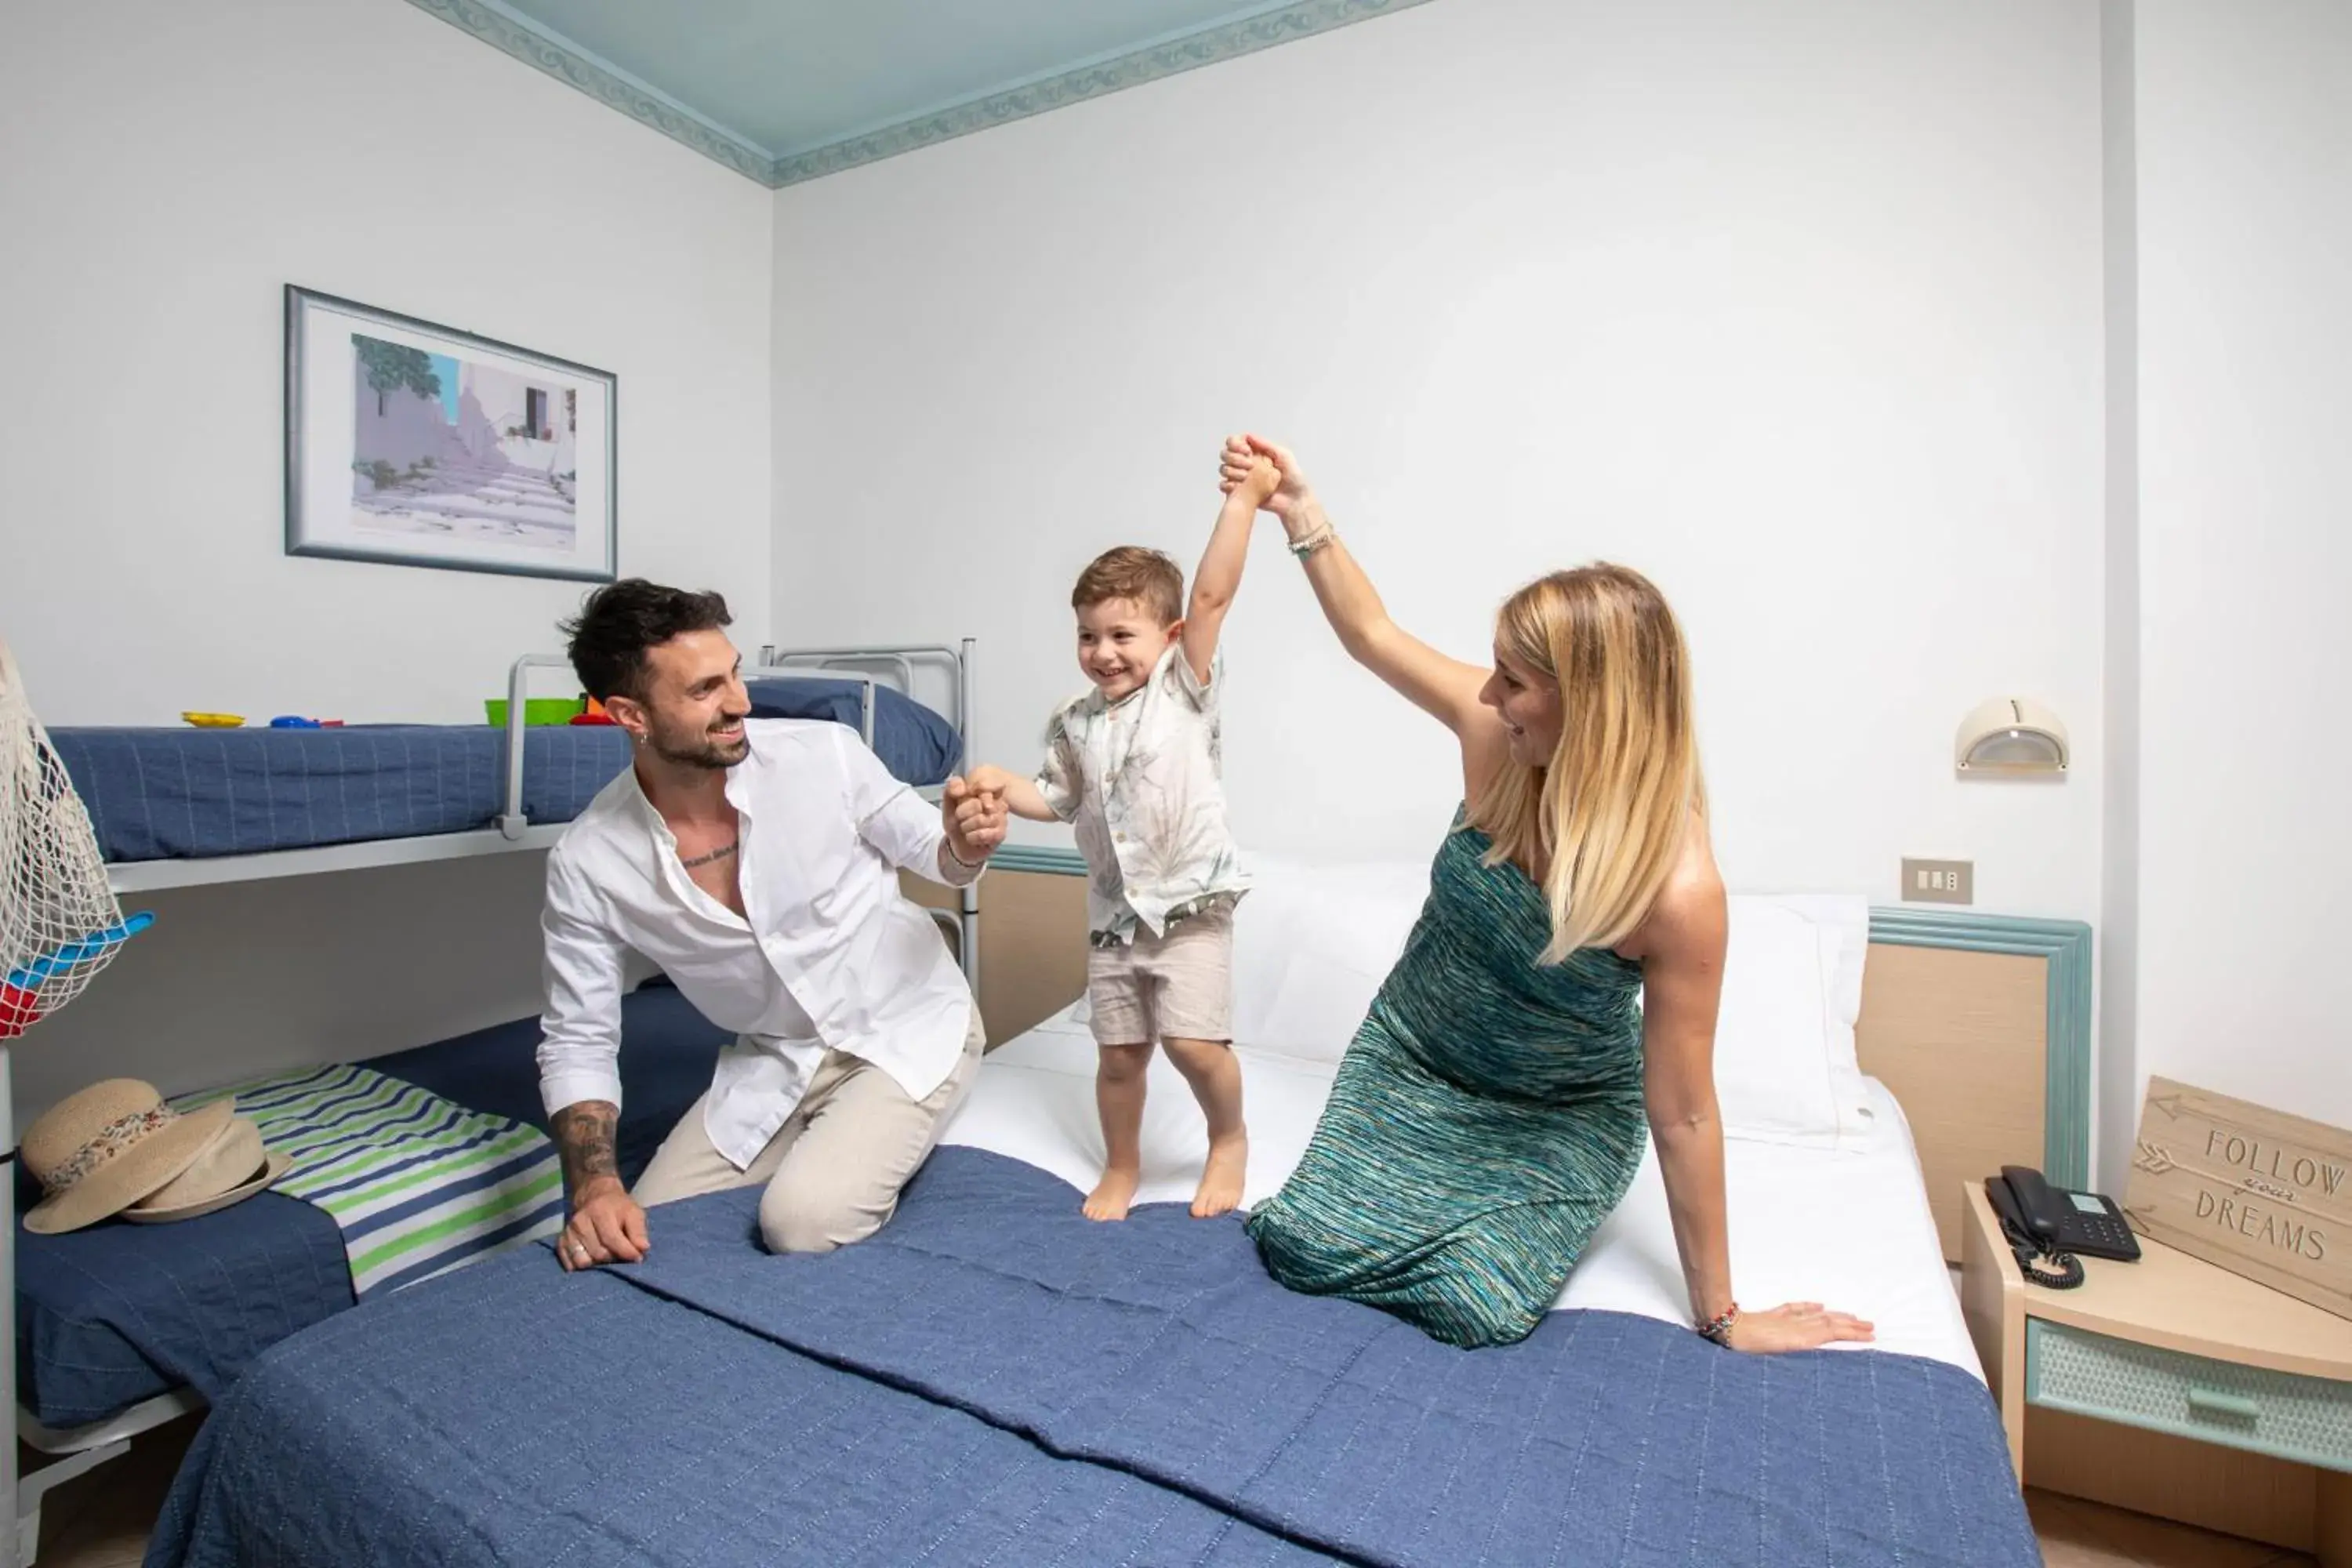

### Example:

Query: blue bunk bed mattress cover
xmin=150 ymin=1148 xmax=2038 ymax=1568
xmin=52 ymin=677 xmax=958 ymax=864
xmin=13 ymin=985 xmax=728 ymax=1432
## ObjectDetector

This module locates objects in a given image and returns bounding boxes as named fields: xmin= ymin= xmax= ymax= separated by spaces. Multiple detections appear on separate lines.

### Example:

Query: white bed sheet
xmin=939 ymin=1006 xmax=1981 ymax=1381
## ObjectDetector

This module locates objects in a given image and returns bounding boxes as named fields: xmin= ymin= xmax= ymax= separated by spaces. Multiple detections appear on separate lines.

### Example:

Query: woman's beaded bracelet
xmin=1287 ymin=522 xmax=1336 ymax=559
xmin=1697 ymin=1302 xmax=1740 ymax=1348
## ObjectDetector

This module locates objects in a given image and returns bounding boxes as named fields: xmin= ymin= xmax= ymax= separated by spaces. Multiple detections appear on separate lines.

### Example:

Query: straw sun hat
xmin=127 ymin=1112 xmax=291 ymax=1224
xmin=20 ymin=1080 xmax=284 ymax=1234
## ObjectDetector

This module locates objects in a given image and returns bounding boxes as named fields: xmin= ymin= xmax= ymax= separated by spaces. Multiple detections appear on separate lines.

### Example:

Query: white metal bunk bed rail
xmin=495 ymin=653 xmax=577 ymax=840
xmin=757 ymin=642 xmax=971 ymax=764
xmin=757 ymin=641 xmax=978 ymax=987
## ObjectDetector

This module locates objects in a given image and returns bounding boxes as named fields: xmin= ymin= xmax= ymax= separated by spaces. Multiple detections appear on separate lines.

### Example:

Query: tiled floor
xmin=20 ymin=1422 xmax=2324 ymax=1568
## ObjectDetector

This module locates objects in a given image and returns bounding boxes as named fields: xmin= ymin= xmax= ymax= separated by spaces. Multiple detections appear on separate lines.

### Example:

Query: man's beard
xmin=648 ymin=717 xmax=750 ymax=770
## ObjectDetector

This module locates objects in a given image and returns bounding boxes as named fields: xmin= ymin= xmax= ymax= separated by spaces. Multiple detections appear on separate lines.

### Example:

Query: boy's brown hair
xmin=1072 ymin=546 xmax=1184 ymax=625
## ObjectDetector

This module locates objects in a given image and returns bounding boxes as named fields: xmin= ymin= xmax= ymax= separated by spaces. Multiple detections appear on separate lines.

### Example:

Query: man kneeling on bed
xmin=536 ymin=579 xmax=1007 ymax=1272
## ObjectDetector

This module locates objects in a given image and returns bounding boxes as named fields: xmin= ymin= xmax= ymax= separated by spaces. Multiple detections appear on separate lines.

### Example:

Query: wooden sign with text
xmin=2125 ymin=1076 xmax=2351 ymax=1321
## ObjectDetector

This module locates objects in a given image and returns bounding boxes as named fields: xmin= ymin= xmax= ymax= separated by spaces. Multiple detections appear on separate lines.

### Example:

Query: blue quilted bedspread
xmin=149 ymin=1149 xmax=2038 ymax=1568
xmin=15 ymin=985 xmax=728 ymax=1431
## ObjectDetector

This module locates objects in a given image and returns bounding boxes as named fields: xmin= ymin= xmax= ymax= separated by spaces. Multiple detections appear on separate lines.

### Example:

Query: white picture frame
xmin=285 ymin=285 xmax=617 ymax=583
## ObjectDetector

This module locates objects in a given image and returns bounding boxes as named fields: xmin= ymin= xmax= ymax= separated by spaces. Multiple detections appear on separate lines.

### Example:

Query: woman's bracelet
xmin=1696 ymin=1302 xmax=1740 ymax=1348
xmin=944 ymin=839 xmax=985 ymax=873
xmin=1287 ymin=521 xmax=1336 ymax=560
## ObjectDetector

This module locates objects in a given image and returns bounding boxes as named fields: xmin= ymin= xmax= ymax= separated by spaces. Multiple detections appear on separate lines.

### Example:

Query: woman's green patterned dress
xmin=1246 ymin=813 xmax=1647 ymax=1348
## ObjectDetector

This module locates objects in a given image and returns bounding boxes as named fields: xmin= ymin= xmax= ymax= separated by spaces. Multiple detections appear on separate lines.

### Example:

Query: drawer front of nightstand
xmin=2026 ymin=1319 xmax=2352 ymax=1472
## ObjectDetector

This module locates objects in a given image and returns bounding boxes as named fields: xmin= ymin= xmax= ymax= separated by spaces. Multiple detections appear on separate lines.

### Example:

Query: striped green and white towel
xmin=179 ymin=1064 xmax=565 ymax=1300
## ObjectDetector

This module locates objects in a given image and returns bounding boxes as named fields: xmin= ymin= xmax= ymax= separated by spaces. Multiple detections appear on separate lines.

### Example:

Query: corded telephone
xmin=1984 ymin=1165 xmax=2140 ymax=1290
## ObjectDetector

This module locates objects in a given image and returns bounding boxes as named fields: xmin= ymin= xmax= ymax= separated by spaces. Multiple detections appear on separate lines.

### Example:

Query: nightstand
xmin=1960 ymin=1180 xmax=2352 ymax=1563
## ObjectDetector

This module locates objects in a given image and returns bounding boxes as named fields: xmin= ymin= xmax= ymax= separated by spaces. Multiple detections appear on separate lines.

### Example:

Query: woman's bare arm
xmin=1221 ymin=436 xmax=1504 ymax=777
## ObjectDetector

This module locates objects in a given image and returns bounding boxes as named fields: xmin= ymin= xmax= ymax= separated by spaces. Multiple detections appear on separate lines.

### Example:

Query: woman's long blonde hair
xmin=1465 ymin=564 xmax=1705 ymax=964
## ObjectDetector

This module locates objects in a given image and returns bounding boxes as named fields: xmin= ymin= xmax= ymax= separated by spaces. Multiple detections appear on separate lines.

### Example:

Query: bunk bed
xmin=2 ymin=640 xmax=976 ymax=1566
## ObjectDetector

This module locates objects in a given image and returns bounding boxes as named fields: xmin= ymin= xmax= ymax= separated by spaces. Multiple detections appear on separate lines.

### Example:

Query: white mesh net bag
xmin=2 ymin=634 xmax=146 ymax=1038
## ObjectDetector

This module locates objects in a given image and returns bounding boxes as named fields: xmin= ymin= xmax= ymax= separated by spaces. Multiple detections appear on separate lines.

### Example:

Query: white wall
xmin=9 ymin=855 xmax=554 ymax=1122
xmin=2125 ymin=0 xmax=2352 ymax=1134
xmin=0 ymin=0 xmax=773 ymax=727
xmin=0 ymin=0 xmax=773 ymax=1118
xmin=771 ymin=0 xmax=2108 ymax=920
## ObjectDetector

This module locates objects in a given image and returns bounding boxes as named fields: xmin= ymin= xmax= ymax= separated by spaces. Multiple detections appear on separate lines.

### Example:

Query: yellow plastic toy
xmin=180 ymin=712 xmax=245 ymax=728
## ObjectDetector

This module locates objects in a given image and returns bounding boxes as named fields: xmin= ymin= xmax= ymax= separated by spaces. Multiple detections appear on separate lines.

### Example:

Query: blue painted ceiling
xmin=507 ymin=1 xmax=1289 ymax=155
xmin=411 ymin=0 xmax=1435 ymax=185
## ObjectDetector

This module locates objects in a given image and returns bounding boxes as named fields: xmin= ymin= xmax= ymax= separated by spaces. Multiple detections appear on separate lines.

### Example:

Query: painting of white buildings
xmin=350 ymin=335 xmax=579 ymax=548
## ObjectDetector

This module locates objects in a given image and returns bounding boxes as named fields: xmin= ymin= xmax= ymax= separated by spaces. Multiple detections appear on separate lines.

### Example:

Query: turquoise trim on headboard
xmin=978 ymin=851 xmax=2094 ymax=1189
xmin=1867 ymin=908 xmax=2094 ymax=1192
xmin=990 ymin=844 xmax=1089 ymax=877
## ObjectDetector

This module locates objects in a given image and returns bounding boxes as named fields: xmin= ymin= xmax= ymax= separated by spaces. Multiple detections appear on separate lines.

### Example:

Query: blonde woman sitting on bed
xmin=1225 ymin=435 xmax=1875 ymax=1353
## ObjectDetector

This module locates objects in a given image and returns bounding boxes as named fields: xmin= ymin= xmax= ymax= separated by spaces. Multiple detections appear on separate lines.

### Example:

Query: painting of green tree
xmin=354 ymin=336 xmax=441 ymax=417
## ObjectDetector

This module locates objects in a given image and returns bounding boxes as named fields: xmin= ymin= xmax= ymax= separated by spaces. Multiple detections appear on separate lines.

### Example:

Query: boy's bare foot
xmin=1191 ymin=1131 xmax=1248 ymax=1218
xmin=1084 ymin=1166 xmax=1141 ymax=1221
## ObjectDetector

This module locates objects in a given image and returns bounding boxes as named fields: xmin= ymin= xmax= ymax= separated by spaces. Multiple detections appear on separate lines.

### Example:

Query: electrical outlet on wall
xmin=1901 ymin=858 xmax=1973 ymax=905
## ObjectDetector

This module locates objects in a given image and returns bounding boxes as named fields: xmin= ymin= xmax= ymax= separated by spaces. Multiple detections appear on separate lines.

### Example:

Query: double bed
xmin=953 ymin=1011 xmax=1980 ymax=1378
xmin=132 ymin=867 xmax=2070 ymax=1566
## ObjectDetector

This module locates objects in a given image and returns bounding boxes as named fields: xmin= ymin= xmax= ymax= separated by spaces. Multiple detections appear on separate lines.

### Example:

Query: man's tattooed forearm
xmin=551 ymin=1102 xmax=620 ymax=1191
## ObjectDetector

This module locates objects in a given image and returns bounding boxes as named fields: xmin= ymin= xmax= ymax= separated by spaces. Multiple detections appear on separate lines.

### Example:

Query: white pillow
xmin=1708 ymin=894 xmax=1875 ymax=1149
xmin=1230 ymin=854 xmax=1431 ymax=1065
xmin=1743 ymin=893 xmax=1868 ymax=1078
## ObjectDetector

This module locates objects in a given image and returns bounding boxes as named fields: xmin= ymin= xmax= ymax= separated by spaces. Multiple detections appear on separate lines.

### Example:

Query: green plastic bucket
xmin=485 ymin=697 xmax=583 ymax=727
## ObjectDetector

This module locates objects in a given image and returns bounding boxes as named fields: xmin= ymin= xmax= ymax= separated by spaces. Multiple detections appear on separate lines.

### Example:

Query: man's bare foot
xmin=1191 ymin=1132 xmax=1248 ymax=1218
xmin=1084 ymin=1166 xmax=1140 ymax=1221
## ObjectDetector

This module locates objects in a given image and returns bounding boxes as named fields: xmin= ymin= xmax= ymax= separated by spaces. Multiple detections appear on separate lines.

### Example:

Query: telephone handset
xmin=1984 ymin=1165 xmax=2140 ymax=1290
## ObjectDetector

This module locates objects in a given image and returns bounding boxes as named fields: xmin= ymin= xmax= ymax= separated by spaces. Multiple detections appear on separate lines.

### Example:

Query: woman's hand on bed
xmin=560 ymin=1182 xmax=648 ymax=1272
xmin=1726 ymin=1301 xmax=1875 ymax=1352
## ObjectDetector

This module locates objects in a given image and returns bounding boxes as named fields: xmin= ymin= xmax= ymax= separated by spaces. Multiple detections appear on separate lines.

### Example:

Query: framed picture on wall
xmin=284 ymin=285 xmax=617 ymax=583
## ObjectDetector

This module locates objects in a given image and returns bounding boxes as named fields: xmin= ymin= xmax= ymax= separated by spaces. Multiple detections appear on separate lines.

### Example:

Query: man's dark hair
xmin=561 ymin=579 xmax=733 ymax=704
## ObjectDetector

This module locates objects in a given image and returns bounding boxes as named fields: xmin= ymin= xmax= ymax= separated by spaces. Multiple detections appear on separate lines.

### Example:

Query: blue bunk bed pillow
xmin=742 ymin=678 xmax=960 ymax=782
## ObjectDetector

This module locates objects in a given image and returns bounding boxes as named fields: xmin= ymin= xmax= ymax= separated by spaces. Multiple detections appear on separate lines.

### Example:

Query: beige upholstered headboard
xmin=902 ymin=859 xmax=1089 ymax=1045
xmin=1857 ymin=918 xmax=2091 ymax=1262
xmin=911 ymin=861 xmax=2092 ymax=1266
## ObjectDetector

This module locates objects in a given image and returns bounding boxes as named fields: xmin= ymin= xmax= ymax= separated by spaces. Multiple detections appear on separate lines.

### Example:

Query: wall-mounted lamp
xmin=1956 ymin=698 xmax=2068 ymax=775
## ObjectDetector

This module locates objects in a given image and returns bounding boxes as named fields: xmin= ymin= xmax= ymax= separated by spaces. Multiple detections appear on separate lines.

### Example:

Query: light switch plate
xmin=1901 ymin=858 xmax=1974 ymax=905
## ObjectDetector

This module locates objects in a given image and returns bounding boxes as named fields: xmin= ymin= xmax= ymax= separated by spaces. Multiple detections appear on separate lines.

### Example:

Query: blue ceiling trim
xmin=402 ymin=0 xmax=775 ymax=182
xmin=405 ymin=0 xmax=1441 ymax=189
xmin=768 ymin=0 xmax=1441 ymax=187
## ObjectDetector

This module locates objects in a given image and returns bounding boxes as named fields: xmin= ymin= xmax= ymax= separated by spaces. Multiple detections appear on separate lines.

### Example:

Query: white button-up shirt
xmin=1035 ymin=644 xmax=1247 ymax=941
xmin=536 ymin=720 xmax=978 ymax=1170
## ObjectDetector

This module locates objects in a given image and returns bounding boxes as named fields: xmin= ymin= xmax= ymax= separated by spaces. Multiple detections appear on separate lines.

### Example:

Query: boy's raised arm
xmin=1181 ymin=456 xmax=1279 ymax=688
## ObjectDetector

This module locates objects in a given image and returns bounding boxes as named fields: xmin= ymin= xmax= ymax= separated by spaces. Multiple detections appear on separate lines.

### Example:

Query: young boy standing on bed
xmin=965 ymin=456 xmax=1282 ymax=1221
